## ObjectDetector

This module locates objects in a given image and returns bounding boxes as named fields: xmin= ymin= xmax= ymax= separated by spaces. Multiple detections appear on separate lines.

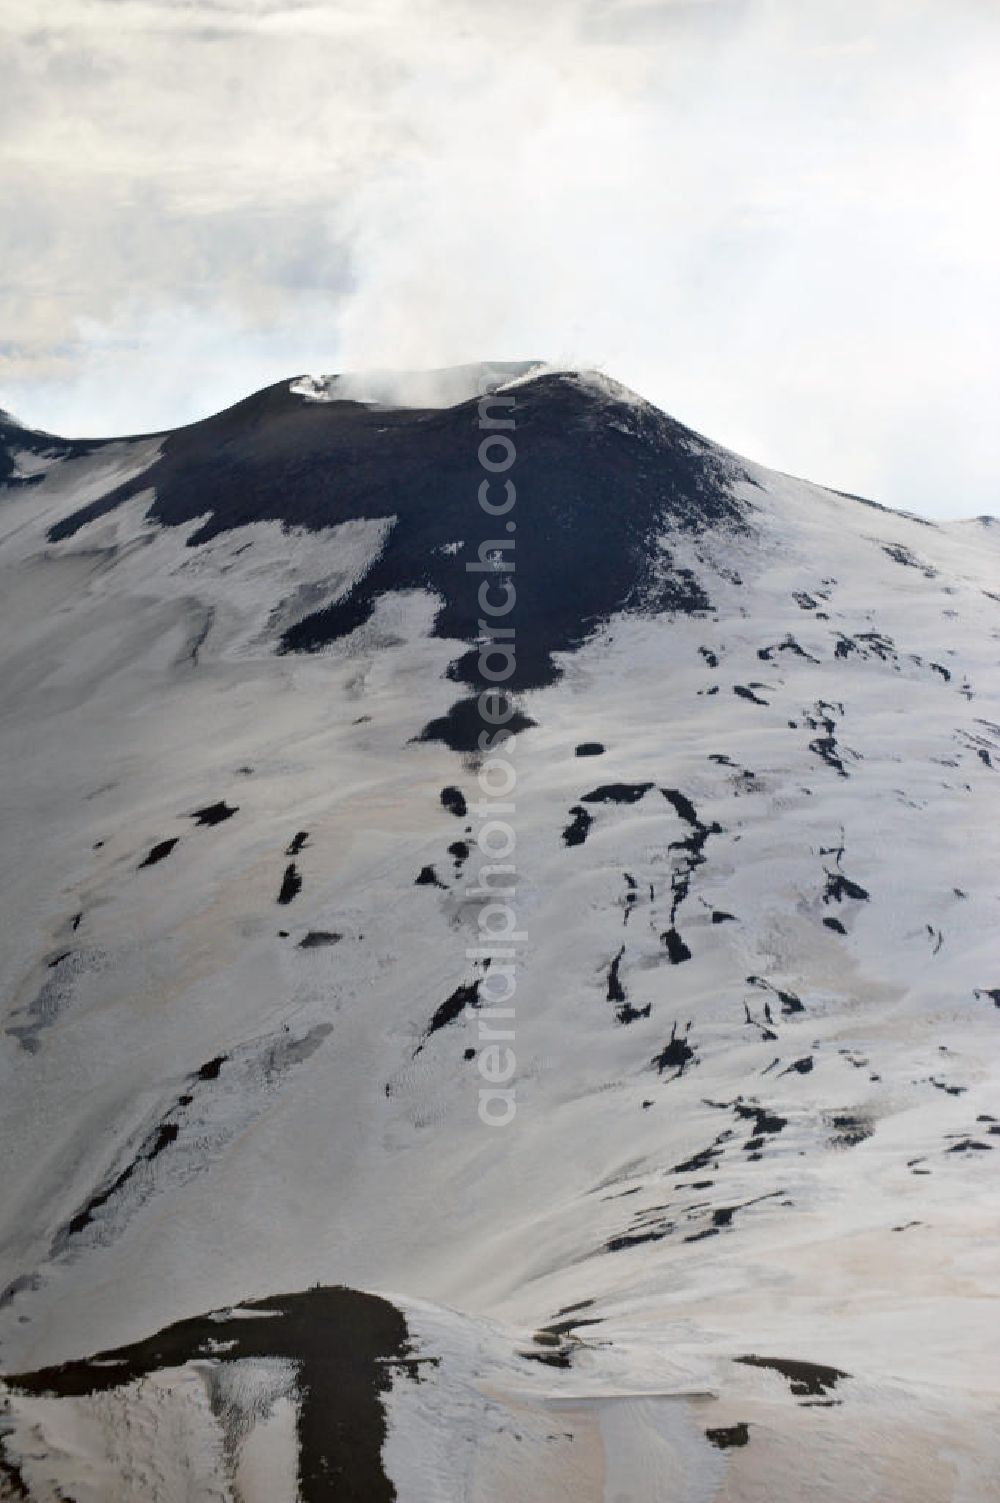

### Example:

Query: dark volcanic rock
xmin=2 ymin=1287 xmax=415 ymax=1503
xmin=653 ymin=1023 xmax=696 ymax=1076
xmin=582 ymin=783 xmax=654 ymax=805
xmin=191 ymin=801 xmax=238 ymax=826
xmin=46 ymin=372 xmax=747 ymax=693
xmin=0 ymin=411 xmax=99 ymax=489
xmin=563 ymin=806 xmax=594 ymax=847
xmin=734 ymin=1354 xmax=850 ymax=1398
xmin=440 ymin=786 xmax=467 ymax=817
xmin=425 ymin=980 xmax=481 ymax=1040
xmin=139 ymin=838 xmax=179 ymax=869
xmin=416 ymin=697 xmax=536 ymax=752
xmin=661 ymin=927 xmax=693 ymax=964
xmin=299 ymin=931 xmax=342 ymax=949
xmin=706 ymin=1421 xmax=750 ymax=1450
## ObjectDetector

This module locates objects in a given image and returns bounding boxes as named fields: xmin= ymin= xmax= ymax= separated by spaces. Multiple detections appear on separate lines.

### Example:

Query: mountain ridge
xmin=0 ymin=365 xmax=998 ymax=1501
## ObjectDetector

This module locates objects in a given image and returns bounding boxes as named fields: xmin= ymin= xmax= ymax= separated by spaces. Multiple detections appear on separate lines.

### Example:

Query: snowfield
xmin=0 ymin=367 xmax=998 ymax=1501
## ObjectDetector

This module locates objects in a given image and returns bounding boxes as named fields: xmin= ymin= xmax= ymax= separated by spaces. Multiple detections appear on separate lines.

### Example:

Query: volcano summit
xmin=0 ymin=365 xmax=998 ymax=1501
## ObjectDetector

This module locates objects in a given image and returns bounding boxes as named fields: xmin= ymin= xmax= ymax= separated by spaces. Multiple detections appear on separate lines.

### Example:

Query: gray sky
xmin=3 ymin=0 xmax=999 ymax=517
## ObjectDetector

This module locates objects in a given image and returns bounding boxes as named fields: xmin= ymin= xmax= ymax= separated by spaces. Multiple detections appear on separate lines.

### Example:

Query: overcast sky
xmin=3 ymin=0 xmax=999 ymax=517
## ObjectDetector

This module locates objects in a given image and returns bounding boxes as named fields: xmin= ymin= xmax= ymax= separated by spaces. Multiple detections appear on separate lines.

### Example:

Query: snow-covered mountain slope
xmin=0 ymin=366 xmax=998 ymax=1501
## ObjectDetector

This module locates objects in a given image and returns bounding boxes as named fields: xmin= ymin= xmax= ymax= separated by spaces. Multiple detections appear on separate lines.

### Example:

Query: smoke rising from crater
xmin=2 ymin=0 xmax=999 ymax=515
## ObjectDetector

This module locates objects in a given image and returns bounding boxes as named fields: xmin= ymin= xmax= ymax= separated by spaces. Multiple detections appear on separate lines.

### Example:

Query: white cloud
xmin=2 ymin=0 xmax=999 ymax=516
xmin=2 ymin=298 xmax=344 ymax=436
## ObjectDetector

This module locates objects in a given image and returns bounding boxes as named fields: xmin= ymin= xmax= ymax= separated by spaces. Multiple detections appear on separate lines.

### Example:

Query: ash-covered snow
xmin=0 ymin=366 xmax=998 ymax=1500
